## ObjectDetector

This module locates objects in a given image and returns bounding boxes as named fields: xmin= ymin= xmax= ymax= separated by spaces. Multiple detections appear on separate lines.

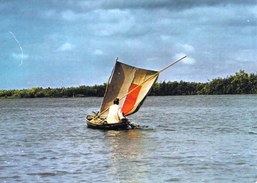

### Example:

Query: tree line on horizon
xmin=0 ymin=70 xmax=257 ymax=98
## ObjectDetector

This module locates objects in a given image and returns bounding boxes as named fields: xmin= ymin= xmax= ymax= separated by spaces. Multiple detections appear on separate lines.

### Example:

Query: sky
xmin=0 ymin=0 xmax=256 ymax=89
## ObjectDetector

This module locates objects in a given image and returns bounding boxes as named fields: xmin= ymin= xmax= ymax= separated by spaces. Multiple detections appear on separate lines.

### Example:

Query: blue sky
xmin=0 ymin=0 xmax=256 ymax=89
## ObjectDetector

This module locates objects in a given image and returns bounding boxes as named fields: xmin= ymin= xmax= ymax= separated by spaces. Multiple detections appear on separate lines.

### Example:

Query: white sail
xmin=100 ymin=61 xmax=158 ymax=117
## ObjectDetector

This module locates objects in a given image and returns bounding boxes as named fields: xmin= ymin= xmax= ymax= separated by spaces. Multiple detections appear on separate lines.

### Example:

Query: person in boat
xmin=107 ymin=98 xmax=125 ymax=124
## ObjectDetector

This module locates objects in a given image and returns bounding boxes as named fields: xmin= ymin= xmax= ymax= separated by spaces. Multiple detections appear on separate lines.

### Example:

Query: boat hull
xmin=86 ymin=115 xmax=130 ymax=130
xmin=86 ymin=120 xmax=129 ymax=130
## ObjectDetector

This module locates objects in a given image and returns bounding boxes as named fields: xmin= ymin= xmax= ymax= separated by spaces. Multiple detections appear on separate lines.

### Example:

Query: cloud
xmin=173 ymin=44 xmax=196 ymax=65
xmin=178 ymin=43 xmax=195 ymax=53
xmin=88 ymin=9 xmax=135 ymax=36
xmin=11 ymin=53 xmax=29 ymax=60
xmin=59 ymin=8 xmax=135 ymax=36
xmin=1 ymin=0 xmax=256 ymax=89
xmin=93 ymin=49 xmax=104 ymax=55
xmin=57 ymin=42 xmax=75 ymax=51
xmin=43 ymin=9 xmax=57 ymax=18
xmin=61 ymin=10 xmax=83 ymax=21
xmin=174 ymin=53 xmax=196 ymax=65
xmin=11 ymin=53 xmax=29 ymax=66
xmin=251 ymin=6 xmax=257 ymax=18
xmin=100 ymin=0 xmax=256 ymax=10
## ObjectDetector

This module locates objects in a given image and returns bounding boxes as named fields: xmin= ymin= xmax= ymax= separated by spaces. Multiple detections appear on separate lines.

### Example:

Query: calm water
xmin=0 ymin=96 xmax=257 ymax=183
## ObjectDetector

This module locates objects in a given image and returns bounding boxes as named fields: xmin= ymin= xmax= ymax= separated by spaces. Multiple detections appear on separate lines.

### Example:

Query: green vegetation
xmin=1 ymin=70 xmax=257 ymax=98
xmin=0 ymin=85 xmax=106 ymax=98
xmin=151 ymin=70 xmax=257 ymax=95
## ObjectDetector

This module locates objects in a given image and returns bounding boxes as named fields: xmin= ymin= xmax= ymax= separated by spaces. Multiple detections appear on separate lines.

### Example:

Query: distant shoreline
xmin=1 ymin=70 xmax=256 ymax=98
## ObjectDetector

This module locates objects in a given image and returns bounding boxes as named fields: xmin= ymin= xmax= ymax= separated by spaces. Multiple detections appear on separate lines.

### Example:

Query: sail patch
xmin=122 ymin=84 xmax=141 ymax=115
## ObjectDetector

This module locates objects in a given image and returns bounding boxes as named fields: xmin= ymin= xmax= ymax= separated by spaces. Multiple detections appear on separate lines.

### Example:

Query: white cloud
xmin=11 ymin=53 xmax=28 ymax=60
xmin=177 ymin=43 xmax=195 ymax=53
xmin=11 ymin=53 xmax=29 ymax=65
xmin=60 ymin=9 xmax=93 ymax=22
xmin=173 ymin=44 xmax=196 ymax=65
xmin=88 ymin=9 xmax=135 ymax=36
xmin=61 ymin=10 xmax=82 ymax=21
xmin=183 ymin=57 xmax=196 ymax=65
xmin=250 ymin=5 xmax=257 ymax=18
xmin=93 ymin=49 xmax=104 ymax=55
xmin=160 ymin=35 xmax=172 ymax=42
xmin=181 ymin=44 xmax=195 ymax=53
xmin=2 ymin=0 xmax=256 ymax=89
xmin=231 ymin=49 xmax=257 ymax=63
xmin=60 ymin=9 xmax=135 ymax=36
xmin=57 ymin=42 xmax=74 ymax=51
xmin=174 ymin=53 xmax=196 ymax=65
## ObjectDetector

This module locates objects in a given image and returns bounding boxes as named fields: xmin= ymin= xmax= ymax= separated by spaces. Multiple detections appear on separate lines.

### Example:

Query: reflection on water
xmin=105 ymin=130 xmax=148 ymax=183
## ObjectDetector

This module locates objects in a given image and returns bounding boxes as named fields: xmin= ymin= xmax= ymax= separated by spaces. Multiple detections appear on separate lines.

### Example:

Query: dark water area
xmin=0 ymin=96 xmax=257 ymax=183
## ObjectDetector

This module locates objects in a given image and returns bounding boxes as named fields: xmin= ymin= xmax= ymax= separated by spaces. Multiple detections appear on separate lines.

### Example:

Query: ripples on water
xmin=0 ymin=96 xmax=257 ymax=182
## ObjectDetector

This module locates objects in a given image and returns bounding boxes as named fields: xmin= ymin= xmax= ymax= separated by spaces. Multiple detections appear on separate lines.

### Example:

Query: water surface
xmin=0 ymin=96 xmax=257 ymax=182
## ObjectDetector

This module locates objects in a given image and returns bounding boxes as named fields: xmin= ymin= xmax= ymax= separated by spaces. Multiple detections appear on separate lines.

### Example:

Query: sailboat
xmin=86 ymin=56 xmax=186 ymax=130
